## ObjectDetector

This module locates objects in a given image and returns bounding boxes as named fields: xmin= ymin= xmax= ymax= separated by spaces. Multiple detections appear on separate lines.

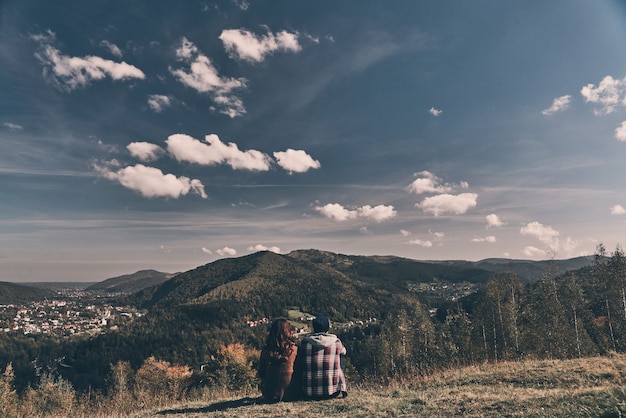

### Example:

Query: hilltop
xmin=0 ymin=281 xmax=54 ymax=304
xmin=135 ymin=354 xmax=626 ymax=417
xmin=86 ymin=269 xmax=177 ymax=294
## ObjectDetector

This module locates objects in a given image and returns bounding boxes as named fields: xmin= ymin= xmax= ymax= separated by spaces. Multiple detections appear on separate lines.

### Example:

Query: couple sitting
xmin=258 ymin=315 xmax=348 ymax=402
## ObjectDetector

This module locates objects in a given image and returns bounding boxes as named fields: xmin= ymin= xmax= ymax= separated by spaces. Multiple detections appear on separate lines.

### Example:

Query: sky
xmin=2 ymin=0 xmax=626 ymax=282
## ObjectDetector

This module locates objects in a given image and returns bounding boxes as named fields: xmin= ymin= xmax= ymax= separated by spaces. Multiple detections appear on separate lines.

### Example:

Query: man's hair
xmin=312 ymin=315 xmax=330 ymax=333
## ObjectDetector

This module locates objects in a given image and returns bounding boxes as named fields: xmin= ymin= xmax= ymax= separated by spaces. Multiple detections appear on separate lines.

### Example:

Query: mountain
xmin=427 ymin=255 xmax=595 ymax=283
xmin=0 ymin=281 xmax=54 ymax=303
xmin=87 ymin=270 xmax=177 ymax=294
xmin=129 ymin=251 xmax=413 ymax=322
xmin=128 ymin=250 xmax=595 ymax=320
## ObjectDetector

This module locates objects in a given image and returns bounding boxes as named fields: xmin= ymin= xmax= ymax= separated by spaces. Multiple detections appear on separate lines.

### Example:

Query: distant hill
xmin=427 ymin=255 xmax=595 ymax=283
xmin=87 ymin=270 xmax=177 ymax=294
xmin=0 ymin=281 xmax=54 ymax=303
xmin=129 ymin=251 xmax=414 ymax=322
xmin=128 ymin=250 xmax=594 ymax=321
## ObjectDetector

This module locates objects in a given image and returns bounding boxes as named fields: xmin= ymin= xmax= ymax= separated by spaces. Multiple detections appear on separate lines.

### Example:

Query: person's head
xmin=265 ymin=318 xmax=294 ymax=356
xmin=312 ymin=315 xmax=330 ymax=333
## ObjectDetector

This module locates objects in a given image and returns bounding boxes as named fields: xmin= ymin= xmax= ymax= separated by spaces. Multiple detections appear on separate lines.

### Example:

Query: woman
xmin=258 ymin=318 xmax=298 ymax=402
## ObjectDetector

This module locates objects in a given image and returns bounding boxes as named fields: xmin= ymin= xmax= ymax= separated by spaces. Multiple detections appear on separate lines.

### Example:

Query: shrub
xmin=0 ymin=364 xmax=18 ymax=418
xmin=21 ymin=373 xmax=76 ymax=417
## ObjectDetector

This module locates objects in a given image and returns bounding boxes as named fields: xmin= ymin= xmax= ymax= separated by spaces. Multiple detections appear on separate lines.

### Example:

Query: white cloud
xmin=219 ymin=28 xmax=301 ymax=63
xmin=315 ymin=203 xmax=358 ymax=221
xmin=430 ymin=231 xmax=445 ymax=240
xmin=217 ymin=246 xmax=237 ymax=256
xmin=519 ymin=221 xmax=580 ymax=257
xmin=170 ymin=37 xmax=247 ymax=117
xmin=273 ymin=149 xmax=321 ymax=173
xmin=611 ymin=204 xmax=626 ymax=215
xmin=248 ymin=244 xmax=281 ymax=253
xmin=429 ymin=107 xmax=442 ymax=117
xmin=615 ymin=121 xmax=626 ymax=141
xmin=127 ymin=142 xmax=165 ymax=162
xmin=523 ymin=246 xmax=544 ymax=257
xmin=407 ymin=171 xmax=467 ymax=194
xmin=315 ymin=203 xmax=396 ymax=222
xmin=417 ymin=193 xmax=478 ymax=216
xmin=147 ymin=95 xmax=172 ymax=113
xmin=166 ymin=133 xmax=272 ymax=171
xmin=33 ymin=31 xmax=145 ymax=91
xmin=542 ymin=95 xmax=571 ymax=115
xmin=408 ymin=239 xmax=433 ymax=247
xmin=95 ymin=163 xmax=207 ymax=199
xmin=3 ymin=122 xmax=23 ymax=131
xmin=520 ymin=221 xmax=559 ymax=245
xmin=486 ymin=214 xmax=504 ymax=228
xmin=101 ymin=40 xmax=123 ymax=58
xmin=472 ymin=236 xmax=497 ymax=243
xmin=358 ymin=205 xmax=397 ymax=222
xmin=400 ymin=229 xmax=411 ymax=237
xmin=580 ymin=75 xmax=626 ymax=115
xmin=201 ymin=247 xmax=213 ymax=254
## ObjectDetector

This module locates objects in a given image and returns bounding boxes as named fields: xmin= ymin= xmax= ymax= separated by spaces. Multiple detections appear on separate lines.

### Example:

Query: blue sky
xmin=2 ymin=0 xmax=626 ymax=282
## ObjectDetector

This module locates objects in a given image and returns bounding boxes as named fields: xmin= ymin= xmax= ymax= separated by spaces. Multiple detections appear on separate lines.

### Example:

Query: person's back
xmin=294 ymin=316 xmax=347 ymax=399
xmin=258 ymin=319 xmax=299 ymax=402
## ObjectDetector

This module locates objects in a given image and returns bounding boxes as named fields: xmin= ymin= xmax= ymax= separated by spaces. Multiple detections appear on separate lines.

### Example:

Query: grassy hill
xmin=132 ymin=354 xmax=626 ymax=417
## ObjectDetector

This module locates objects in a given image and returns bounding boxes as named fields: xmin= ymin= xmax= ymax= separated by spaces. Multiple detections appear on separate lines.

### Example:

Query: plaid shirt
xmin=295 ymin=332 xmax=347 ymax=398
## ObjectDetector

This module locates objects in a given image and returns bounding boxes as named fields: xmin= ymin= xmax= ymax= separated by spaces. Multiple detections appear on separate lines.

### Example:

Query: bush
xmin=21 ymin=373 xmax=76 ymax=417
xmin=0 ymin=364 xmax=18 ymax=418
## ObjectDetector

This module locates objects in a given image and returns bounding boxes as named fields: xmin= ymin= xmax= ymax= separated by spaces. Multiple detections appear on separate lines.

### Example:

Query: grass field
xmin=138 ymin=353 xmax=626 ymax=417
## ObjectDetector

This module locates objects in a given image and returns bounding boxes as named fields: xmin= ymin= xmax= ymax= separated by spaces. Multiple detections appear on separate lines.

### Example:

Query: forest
xmin=0 ymin=244 xmax=625 ymax=398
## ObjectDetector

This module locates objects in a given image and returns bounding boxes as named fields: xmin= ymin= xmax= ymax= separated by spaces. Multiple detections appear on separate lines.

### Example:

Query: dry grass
xmin=134 ymin=354 xmax=626 ymax=418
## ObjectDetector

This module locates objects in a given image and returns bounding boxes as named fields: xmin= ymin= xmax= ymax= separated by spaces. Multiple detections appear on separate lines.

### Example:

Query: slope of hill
xmin=87 ymin=270 xmax=177 ymax=294
xmin=128 ymin=250 xmax=595 ymax=317
xmin=147 ymin=354 xmax=626 ymax=417
xmin=129 ymin=251 xmax=414 ymax=322
xmin=0 ymin=281 xmax=54 ymax=303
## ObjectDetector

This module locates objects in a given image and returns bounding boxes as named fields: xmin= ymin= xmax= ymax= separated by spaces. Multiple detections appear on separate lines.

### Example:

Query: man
xmin=293 ymin=315 xmax=347 ymax=399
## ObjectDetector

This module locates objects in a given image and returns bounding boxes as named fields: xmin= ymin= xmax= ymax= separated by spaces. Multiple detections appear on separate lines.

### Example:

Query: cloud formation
xmin=220 ymin=28 xmax=301 ymax=63
xmin=407 ymin=171 xmax=468 ymax=194
xmin=520 ymin=221 xmax=559 ymax=244
xmin=417 ymin=193 xmax=478 ymax=216
xmin=33 ymin=31 xmax=145 ymax=91
xmin=147 ymin=95 xmax=172 ymax=113
xmin=581 ymin=75 xmax=626 ymax=115
xmin=408 ymin=238 xmax=433 ymax=247
xmin=542 ymin=95 xmax=571 ymax=115
xmin=96 ymin=163 xmax=207 ymax=199
xmin=101 ymin=40 xmax=123 ymax=58
xmin=3 ymin=122 xmax=23 ymax=131
xmin=166 ymin=133 xmax=272 ymax=171
xmin=486 ymin=214 xmax=504 ymax=228
xmin=315 ymin=203 xmax=397 ymax=222
xmin=611 ymin=204 xmax=626 ymax=215
xmin=429 ymin=107 xmax=442 ymax=116
xmin=472 ymin=236 xmax=497 ymax=243
xmin=127 ymin=142 xmax=165 ymax=162
xmin=615 ymin=121 xmax=626 ymax=142
xmin=170 ymin=37 xmax=247 ymax=117
xmin=273 ymin=149 xmax=321 ymax=173
xmin=519 ymin=221 xmax=579 ymax=257
xmin=217 ymin=246 xmax=237 ymax=256
xmin=247 ymin=244 xmax=281 ymax=253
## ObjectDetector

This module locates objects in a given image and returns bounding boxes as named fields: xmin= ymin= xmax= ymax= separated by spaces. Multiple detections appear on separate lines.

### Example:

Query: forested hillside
xmin=1 ymin=246 xmax=623 ymax=399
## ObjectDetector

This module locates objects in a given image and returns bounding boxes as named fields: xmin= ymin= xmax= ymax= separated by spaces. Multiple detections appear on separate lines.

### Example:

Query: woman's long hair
xmin=264 ymin=318 xmax=294 ymax=359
